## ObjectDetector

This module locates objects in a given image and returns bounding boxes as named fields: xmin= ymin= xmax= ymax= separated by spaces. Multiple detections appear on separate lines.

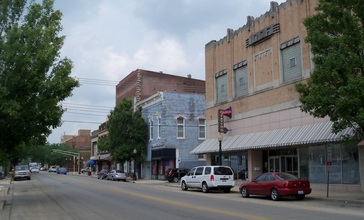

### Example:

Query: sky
xmin=47 ymin=0 xmax=286 ymax=144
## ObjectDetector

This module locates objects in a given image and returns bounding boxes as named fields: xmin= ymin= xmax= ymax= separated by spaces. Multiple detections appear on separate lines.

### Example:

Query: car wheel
xmin=172 ymin=177 xmax=179 ymax=183
xmin=241 ymin=187 xmax=250 ymax=198
xmin=223 ymin=188 xmax=231 ymax=193
xmin=295 ymin=195 xmax=305 ymax=200
xmin=202 ymin=182 xmax=209 ymax=193
xmin=181 ymin=181 xmax=188 ymax=191
xmin=271 ymin=188 xmax=280 ymax=201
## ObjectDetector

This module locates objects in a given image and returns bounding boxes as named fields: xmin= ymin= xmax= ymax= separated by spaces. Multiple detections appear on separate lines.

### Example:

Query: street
xmin=2 ymin=172 xmax=364 ymax=220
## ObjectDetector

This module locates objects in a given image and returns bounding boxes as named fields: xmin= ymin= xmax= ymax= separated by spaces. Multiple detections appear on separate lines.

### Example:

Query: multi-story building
xmin=136 ymin=91 xmax=206 ymax=179
xmin=116 ymin=69 xmax=205 ymax=104
xmin=192 ymin=0 xmax=363 ymax=192
xmin=61 ymin=129 xmax=91 ymax=171
xmin=91 ymin=69 xmax=205 ymax=177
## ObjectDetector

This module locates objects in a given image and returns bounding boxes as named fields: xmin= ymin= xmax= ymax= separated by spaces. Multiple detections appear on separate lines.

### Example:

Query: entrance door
xmin=285 ymin=156 xmax=298 ymax=176
xmin=269 ymin=157 xmax=281 ymax=172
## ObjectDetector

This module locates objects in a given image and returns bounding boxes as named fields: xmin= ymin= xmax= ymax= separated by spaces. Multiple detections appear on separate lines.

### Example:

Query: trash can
xmin=88 ymin=171 xmax=91 ymax=176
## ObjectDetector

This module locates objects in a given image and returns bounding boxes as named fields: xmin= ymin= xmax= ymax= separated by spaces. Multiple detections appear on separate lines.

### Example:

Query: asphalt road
xmin=4 ymin=172 xmax=364 ymax=220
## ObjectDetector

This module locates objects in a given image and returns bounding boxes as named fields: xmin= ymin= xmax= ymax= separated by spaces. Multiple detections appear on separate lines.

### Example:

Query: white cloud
xmin=48 ymin=0 xmax=287 ymax=143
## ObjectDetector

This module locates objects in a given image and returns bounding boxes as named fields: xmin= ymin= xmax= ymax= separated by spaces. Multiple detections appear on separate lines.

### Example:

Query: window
xmin=157 ymin=117 xmax=161 ymax=139
xmin=215 ymin=70 xmax=228 ymax=103
xmin=233 ymin=63 xmax=248 ymax=98
xmin=281 ymin=36 xmax=302 ymax=83
xmin=198 ymin=154 xmax=206 ymax=160
xmin=195 ymin=167 xmax=204 ymax=175
xmin=149 ymin=119 xmax=153 ymax=140
xmin=198 ymin=118 xmax=206 ymax=139
xmin=177 ymin=116 xmax=185 ymax=139
xmin=290 ymin=57 xmax=296 ymax=68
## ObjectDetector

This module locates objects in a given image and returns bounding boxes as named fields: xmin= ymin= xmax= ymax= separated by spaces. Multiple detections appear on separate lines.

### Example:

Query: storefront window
xmin=302 ymin=143 xmax=359 ymax=184
xmin=342 ymin=143 xmax=360 ymax=184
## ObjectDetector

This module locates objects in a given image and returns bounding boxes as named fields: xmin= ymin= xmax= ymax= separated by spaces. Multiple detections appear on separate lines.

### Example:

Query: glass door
xmin=269 ymin=157 xmax=281 ymax=172
xmin=285 ymin=156 xmax=298 ymax=176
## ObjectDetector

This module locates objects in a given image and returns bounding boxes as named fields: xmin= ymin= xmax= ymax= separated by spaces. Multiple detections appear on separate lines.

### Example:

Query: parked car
xmin=13 ymin=165 xmax=31 ymax=181
xmin=39 ymin=167 xmax=47 ymax=171
xmin=30 ymin=167 xmax=39 ymax=173
xmin=0 ymin=166 xmax=3 ymax=179
xmin=239 ymin=172 xmax=312 ymax=201
xmin=106 ymin=170 xmax=127 ymax=181
xmin=180 ymin=166 xmax=235 ymax=193
xmin=48 ymin=166 xmax=57 ymax=172
xmin=97 ymin=169 xmax=109 ymax=179
xmin=81 ymin=167 xmax=92 ymax=173
xmin=57 ymin=167 xmax=68 ymax=175
xmin=165 ymin=168 xmax=189 ymax=182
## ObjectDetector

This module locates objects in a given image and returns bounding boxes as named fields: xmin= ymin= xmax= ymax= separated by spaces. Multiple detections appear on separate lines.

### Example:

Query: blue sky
xmin=47 ymin=0 xmax=286 ymax=143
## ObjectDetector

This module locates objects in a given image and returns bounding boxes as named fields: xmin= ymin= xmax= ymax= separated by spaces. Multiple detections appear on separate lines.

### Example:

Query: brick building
xmin=91 ymin=69 xmax=205 ymax=176
xmin=136 ymin=91 xmax=206 ymax=179
xmin=61 ymin=129 xmax=91 ymax=171
xmin=116 ymin=69 xmax=205 ymax=103
xmin=192 ymin=0 xmax=363 ymax=192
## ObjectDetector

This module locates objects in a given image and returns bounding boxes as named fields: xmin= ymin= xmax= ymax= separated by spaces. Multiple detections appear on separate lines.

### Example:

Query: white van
xmin=180 ymin=166 xmax=235 ymax=193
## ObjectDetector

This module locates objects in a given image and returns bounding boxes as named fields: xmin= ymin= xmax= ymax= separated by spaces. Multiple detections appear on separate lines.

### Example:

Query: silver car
xmin=13 ymin=165 xmax=31 ymax=181
xmin=106 ymin=170 xmax=127 ymax=181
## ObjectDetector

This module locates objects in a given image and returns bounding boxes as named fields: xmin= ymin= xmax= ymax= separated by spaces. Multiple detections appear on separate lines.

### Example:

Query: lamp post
xmin=133 ymin=148 xmax=137 ymax=180
xmin=97 ymin=152 xmax=101 ymax=174
xmin=217 ymin=134 xmax=223 ymax=165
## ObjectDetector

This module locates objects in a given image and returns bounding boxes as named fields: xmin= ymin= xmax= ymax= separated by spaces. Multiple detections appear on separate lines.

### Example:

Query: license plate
xmin=298 ymin=190 xmax=304 ymax=195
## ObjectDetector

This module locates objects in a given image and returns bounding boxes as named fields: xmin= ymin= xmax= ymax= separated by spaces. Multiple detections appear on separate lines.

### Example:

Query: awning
xmin=190 ymin=121 xmax=354 ymax=154
xmin=87 ymin=160 xmax=96 ymax=165
xmin=90 ymin=153 xmax=112 ymax=161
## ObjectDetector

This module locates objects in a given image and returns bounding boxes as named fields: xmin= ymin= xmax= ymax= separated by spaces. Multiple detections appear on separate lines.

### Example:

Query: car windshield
xmin=275 ymin=173 xmax=299 ymax=180
xmin=15 ymin=166 xmax=28 ymax=171
xmin=214 ymin=167 xmax=233 ymax=175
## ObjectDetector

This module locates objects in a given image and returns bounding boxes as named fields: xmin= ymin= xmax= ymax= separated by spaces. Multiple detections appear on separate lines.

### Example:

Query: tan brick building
xmin=192 ymin=0 xmax=363 ymax=192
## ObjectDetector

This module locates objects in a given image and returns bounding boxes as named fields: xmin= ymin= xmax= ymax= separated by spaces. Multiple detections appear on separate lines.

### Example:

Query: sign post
xmin=326 ymin=144 xmax=333 ymax=197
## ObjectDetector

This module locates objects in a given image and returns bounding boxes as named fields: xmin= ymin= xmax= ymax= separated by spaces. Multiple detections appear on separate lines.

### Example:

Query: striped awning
xmin=190 ymin=121 xmax=354 ymax=154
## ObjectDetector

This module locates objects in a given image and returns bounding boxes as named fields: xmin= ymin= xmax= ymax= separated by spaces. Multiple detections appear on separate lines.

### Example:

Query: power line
xmin=74 ymin=77 xmax=119 ymax=86
xmin=62 ymin=120 xmax=103 ymax=124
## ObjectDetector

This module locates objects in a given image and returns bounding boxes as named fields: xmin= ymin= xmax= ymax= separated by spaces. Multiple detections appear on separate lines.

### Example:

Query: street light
xmin=217 ymin=134 xmax=223 ymax=165
xmin=133 ymin=148 xmax=137 ymax=180
xmin=98 ymin=152 xmax=101 ymax=174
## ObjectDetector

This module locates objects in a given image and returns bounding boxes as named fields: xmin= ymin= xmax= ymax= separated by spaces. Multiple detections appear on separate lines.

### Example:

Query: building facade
xmin=90 ymin=69 xmax=206 ymax=177
xmin=61 ymin=129 xmax=91 ymax=171
xmin=192 ymin=0 xmax=363 ymax=192
xmin=136 ymin=91 xmax=206 ymax=179
xmin=116 ymin=69 xmax=205 ymax=104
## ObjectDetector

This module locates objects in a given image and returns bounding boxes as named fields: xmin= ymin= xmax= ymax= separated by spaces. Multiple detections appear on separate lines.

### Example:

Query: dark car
xmin=97 ymin=169 xmax=109 ymax=179
xmin=165 ymin=168 xmax=189 ymax=183
xmin=57 ymin=167 xmax=68 ymax=175
xmin=239 ymin=172 xmax=311 ymax=201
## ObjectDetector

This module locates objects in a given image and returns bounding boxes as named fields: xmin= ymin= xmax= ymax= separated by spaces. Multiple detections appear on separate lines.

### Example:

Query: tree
xmin=100 ymin=98 xmax=148 ymax=164
xmin=0 ymin=0 xmax=79 ymax=164
xmin=295 ymin=0 xmax=364 ymax=139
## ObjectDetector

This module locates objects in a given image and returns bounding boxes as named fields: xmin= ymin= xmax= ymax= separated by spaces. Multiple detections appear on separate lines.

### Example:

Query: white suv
xmin=180 ymin=166 xmax=235 ymax=193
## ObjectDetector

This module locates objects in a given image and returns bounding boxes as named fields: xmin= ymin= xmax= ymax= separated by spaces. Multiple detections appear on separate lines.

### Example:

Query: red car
xmin=239 ymin=172 xmax=311 ymax=201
